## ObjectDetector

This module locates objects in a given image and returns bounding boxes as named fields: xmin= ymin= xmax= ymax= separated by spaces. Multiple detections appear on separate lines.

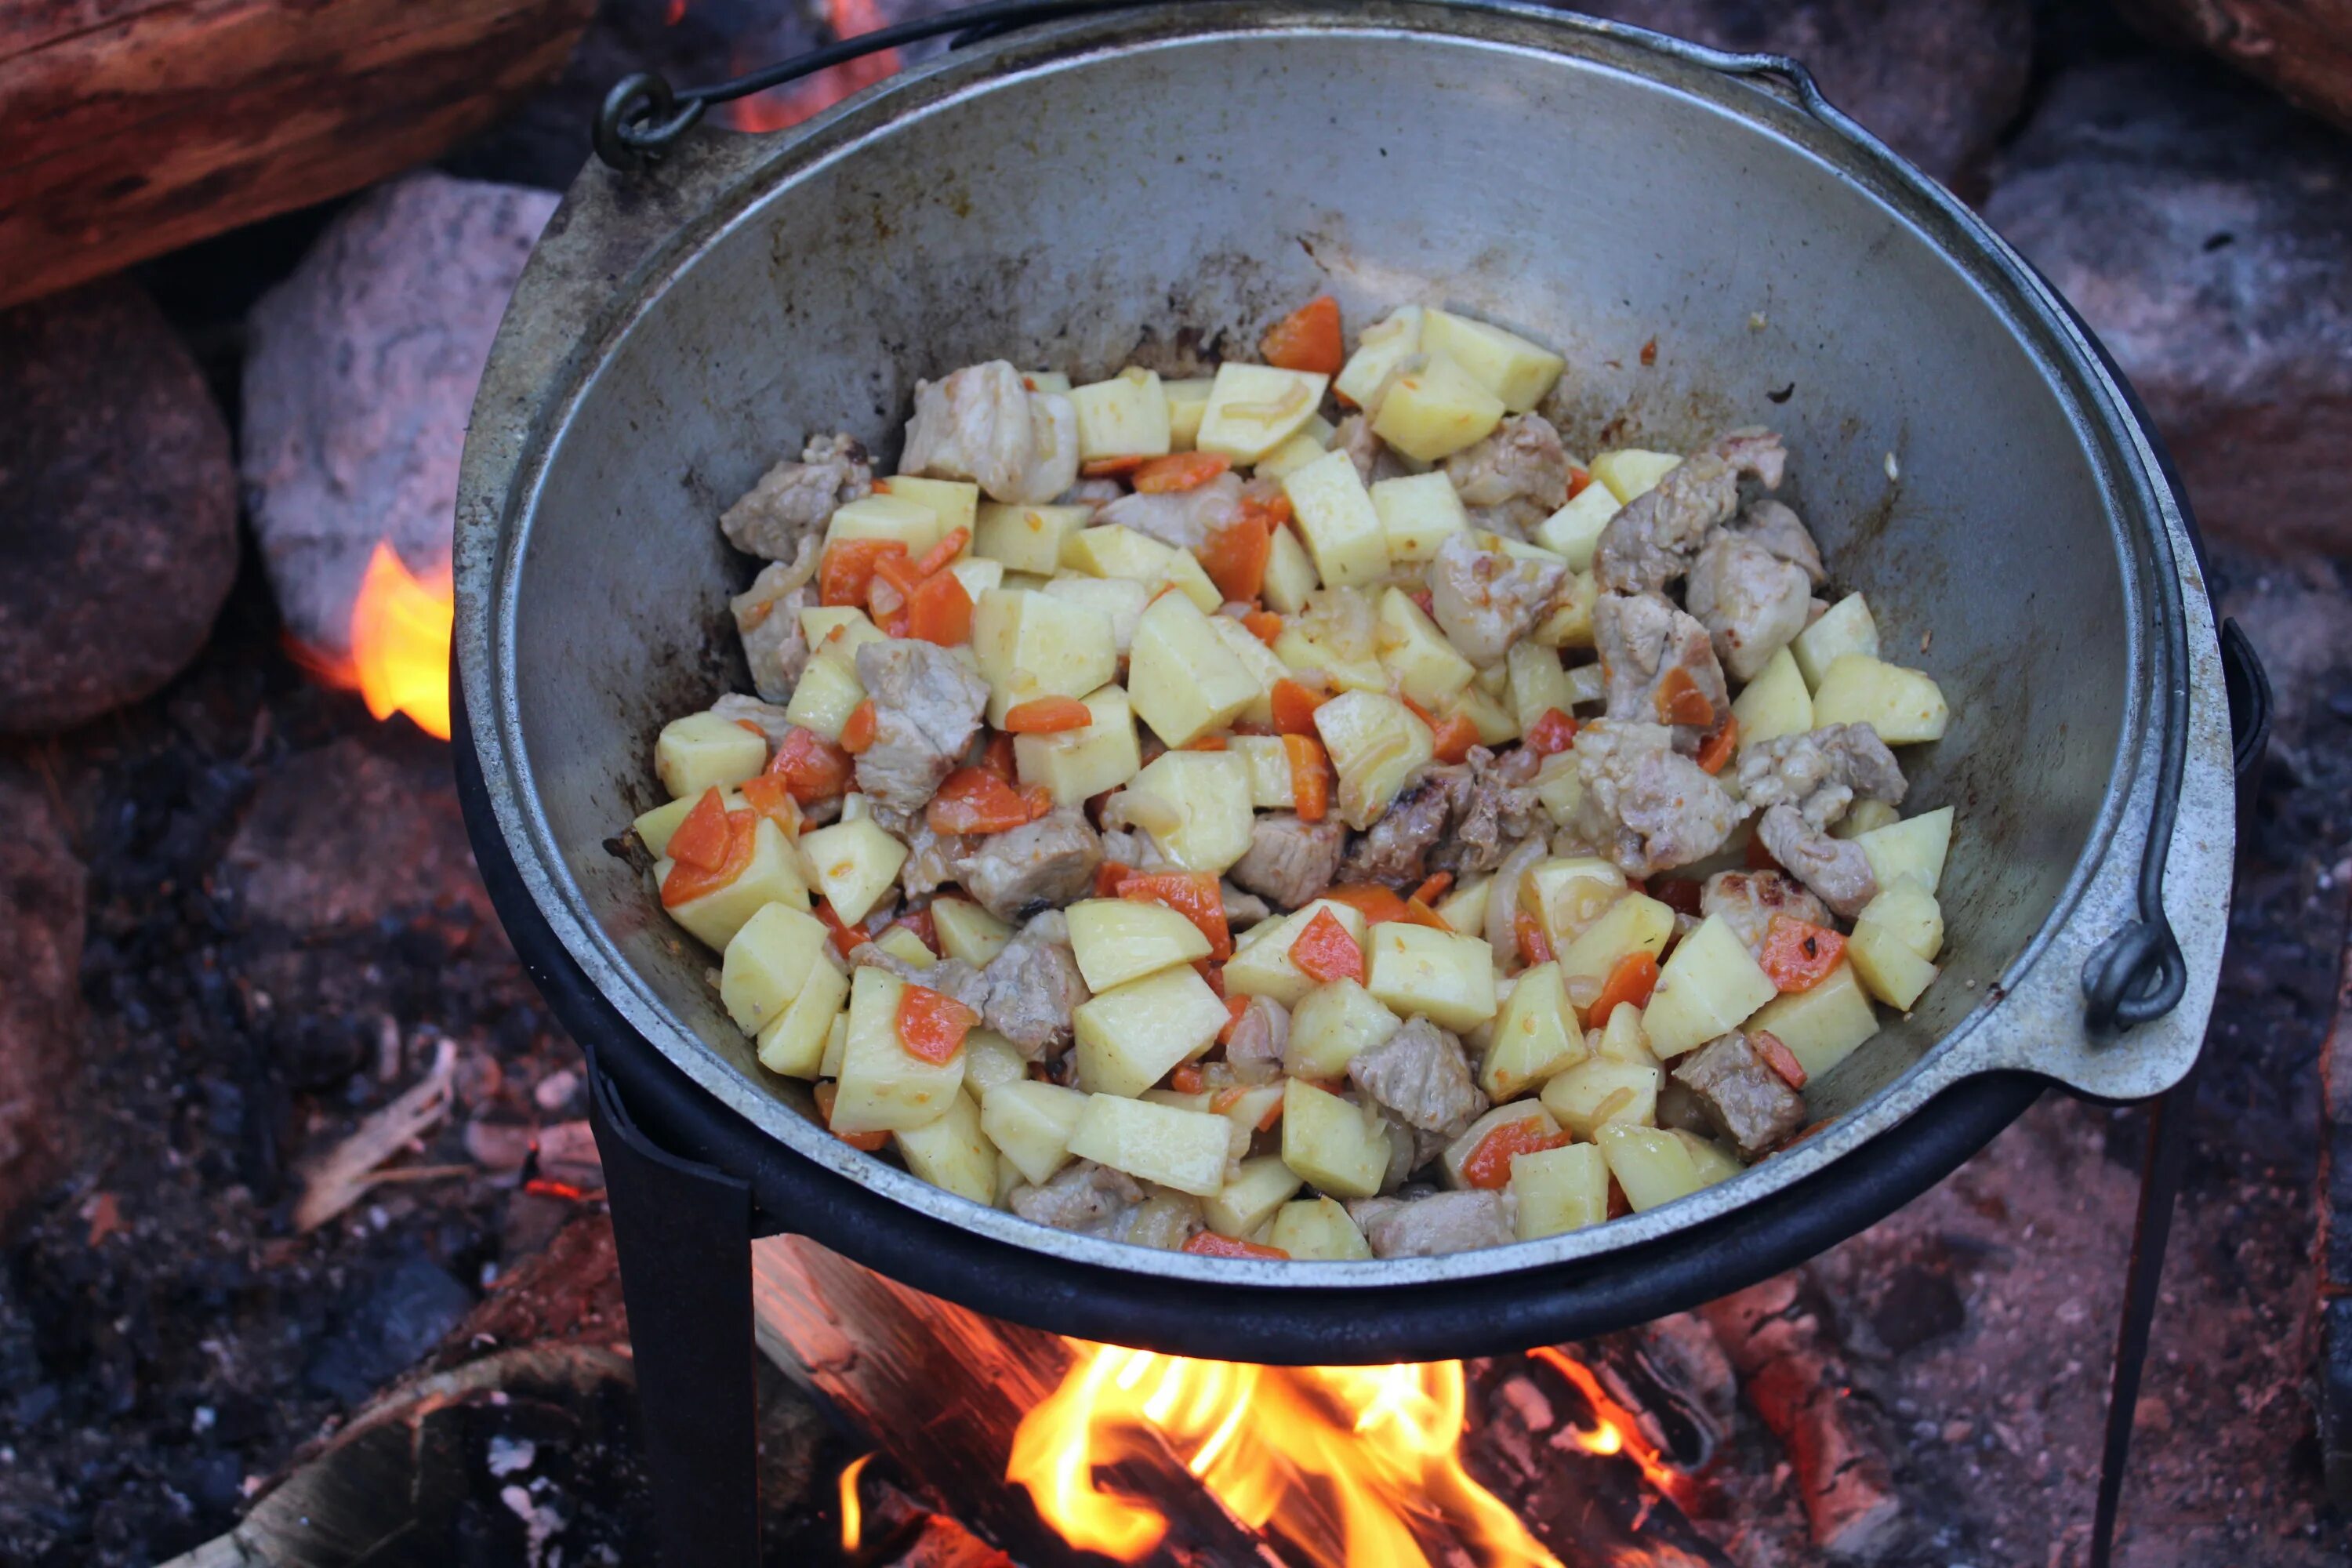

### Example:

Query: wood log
xmin=2118 ymin=0 xmax=2352 ymax=136
xmin=0 ymin=0 xmax=594 ymax=310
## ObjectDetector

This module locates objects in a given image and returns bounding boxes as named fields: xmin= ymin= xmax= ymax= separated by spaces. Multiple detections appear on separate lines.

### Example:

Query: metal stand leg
xmin=589 ymin=1058 xmax=761 ymax=1568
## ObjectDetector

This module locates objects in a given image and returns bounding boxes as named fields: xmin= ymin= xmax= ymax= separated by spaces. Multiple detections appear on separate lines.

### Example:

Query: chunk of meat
xmin=978 ymin=914 xmax=1090 ymax=1057
xmin=1230 ymin=813 xmax=1347 ymax=909
xmin=900 ymin=362 xmax=1080 ymax=504
xmin=1594 ymin=591 xmax=1730 ymax=746
xmin=898 ymin=817 xmax=976 ymax=901
xmin=1220 ymin=883 xmax=1272 ymax=927
xmin=1054 ymin=476 xmax=1128 ymax=513
xmin=1442 ymin=413 xmax=1570 ymax=539
xmin=1097 ymin=826 xmax=1172 ymax=875
xmin=1754 ymin=803 xmax=1878 ymax=919
xmin=1671 ymin=1032 xmax=1807 ymax=1157
xmin=1427 ymin=532 xmax=1570 ymax=666
xmin=1736 ymin=723 xmax=1907 ymax=831
xmin=851 ymin=641 xmax=989 ymax=813
xmin=1011 ymin=1160 xmax=1143 ymax=1234
xmin=729 ymin=537 xmax=820 ymax=701
xmin=853 ymin=946 xmax=995 ymax=1018
xmin=1098 ymin=472 xmax=1244 ymax=553
xmin=1592 ymin=428 xmax=1787 ymax=593
xmin=1120 ymin=1189 xmax=1207 ymax=1250
xmin=1223 ymin=995 xmax=1290 ymax=1085
xmin=1347 ymin=1018 xmax=1488 ymax=1139
xmin=718 ymin=434 xmax=873 ymax=560
xmin=956 ymin=808 xmax=1102 ymax=922
xmin=1338 ymin=747 xmax=1541 ymax=887
xmin=1735 ymin=499 xmax=1825 ymax=585
xmin=710 ymin=692 xmax=794 ymax=751
xmin=1685 ymin=528 xmax=1812 ymax=682
xmin=1567 ymin=720 xmax=1741 ymax=877
xmin=1332 ymin=413 xmax=1388 ymax=485
xmin=1338 ymin=773 xmax=1453 ymax=887
xmin=1348 ymin=1190 xmax=1516 ymax=1258
xmin=1700 ymin=870 xmax=1835 ymax=960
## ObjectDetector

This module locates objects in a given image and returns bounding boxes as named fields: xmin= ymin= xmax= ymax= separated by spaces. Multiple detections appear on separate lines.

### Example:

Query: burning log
xmin=1700 ymin=1272 xmax=1906 ymax=1563
xmin=0 ymin=0 xmax=593 ymax=310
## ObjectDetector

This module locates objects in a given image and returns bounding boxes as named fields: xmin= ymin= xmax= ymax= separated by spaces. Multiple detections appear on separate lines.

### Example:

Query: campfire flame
xmin=838 ymin=1450 xmax=877 ymax=1553
xmin=1009 ymin=1344 xmax=1564 ymax=1567
xmin=725 ymin=0 xmax=901 ymax=132
xmin=295 ymin=541 xmax=455 ymax=740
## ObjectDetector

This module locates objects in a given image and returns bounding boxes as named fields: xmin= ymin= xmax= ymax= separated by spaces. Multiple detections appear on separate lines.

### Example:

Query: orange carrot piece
xmin=665 ymin=786 xmax=732 ymax=870
xmin=1118 ymin=871 xmax=1232 ymax=961
xmin=1271 ymin=679 xmax=1327 ymax=737
xmin=1653 ymin=666 xmax=1716 ymax=727
xmin=896 ymin=983 xmax=978 ymax=1065
xmin=1183 ymin=1232 xmax=1290 ymax=1261
xmin=1697 ymin=717 xmax=1739 ymax=775
xmin=839 ymin=699 xmax=879 ymax=755
xmin=1514 ymin=909 xmax=1554 ymax=967
xmin=661 ymin=809 xmax=756 ymax=907
xmin=1588 ymin=951 xmax=1661 ymax=1026
xmin=1002 ymin=696 xmax=1094 ymax=734
xmin=771 ymin=727 xmax=855 ymax=803
xmin=1323 ymin=884 xmax=1412 ymax=924
xmin=1430 ymin=713 xmax=1479 ymax=765
xmin=913 ymin=527 xmax=971 ymax=579
xmin=1523 ymin=707 xmax=1577 ymax=757
xmin=1243 ymin=610 xmax=1284 ymax=645
xmin=1291 ymin=908 xmax=1364 ymax=984
xmin=1754 ymin=1029 xmax=1809 ymax=1089
xmin=906 ymin=569 xmax=973 ymax=645
xmin=812 ymin=1082 xmax=889 ymax=1152
xmin=1199 ymin=516 xmax=1274 ymax=605
xmin=736 ymin=774 xmax=803 ymax=836
xmin=1457 ymin=1116 xmax=1572 ymax=1190
xmin=1261 ymin=295 xmax=1344 ymax=376
xmin=1756 ymin=914 xmax=1847 ymax=994
xmin=1282 ymin=732 xmax=1330 ymax=823
xmin=819 ymin=539 xmax=906 ymax=608
xmin=1132 ymin=452 xmax=1232 ymax=493
xmin=1168 ymin=1062 xmax=1206 ymax=1095
xmin=1080 ymin=455 xmax=1149 ymax=478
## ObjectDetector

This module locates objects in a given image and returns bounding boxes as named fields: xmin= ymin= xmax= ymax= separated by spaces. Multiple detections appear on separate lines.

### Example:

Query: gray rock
xmin=0 ymin=768 xmax=85 ymax=1230
xmin=1983 ymin=60 xmax=2352 ymax=557
xmin=0 ymin=281 xmax=238 ymax=734
xmin=1583 ymin=0 xmax=2035 ymax=185
xmin=241 ymin=172 xmax=557 ymax=655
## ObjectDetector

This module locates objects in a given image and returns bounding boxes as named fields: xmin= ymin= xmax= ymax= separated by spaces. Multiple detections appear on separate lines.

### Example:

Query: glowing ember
xmin=726 ymin=0 xmax=901 ymax=132
xmin=295 ymin=541 xmax=455 ymax=740
xmin=838 ymin=1450 xmax=877 ymax=1552
xmin=1008 ymin=1344 xmax=1562 ymax=1567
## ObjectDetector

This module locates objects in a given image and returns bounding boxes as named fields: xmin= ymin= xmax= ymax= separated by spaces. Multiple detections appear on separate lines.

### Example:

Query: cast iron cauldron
xmin=452 ymin=1 xmax=2238 ymax=1363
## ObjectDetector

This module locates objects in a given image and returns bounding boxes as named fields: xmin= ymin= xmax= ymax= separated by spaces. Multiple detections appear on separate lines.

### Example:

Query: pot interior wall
xmin=506 ymin=20 xmax=2128 ymax=1206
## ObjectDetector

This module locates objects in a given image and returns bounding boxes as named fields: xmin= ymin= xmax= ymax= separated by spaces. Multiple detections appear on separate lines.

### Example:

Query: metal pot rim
xmin=454 ymin=1 xmax=2234 ymax=1303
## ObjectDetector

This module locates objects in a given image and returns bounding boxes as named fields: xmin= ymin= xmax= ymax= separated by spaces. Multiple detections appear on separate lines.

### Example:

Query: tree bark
xmin=0 ymin=0 xmax=593 ymax=308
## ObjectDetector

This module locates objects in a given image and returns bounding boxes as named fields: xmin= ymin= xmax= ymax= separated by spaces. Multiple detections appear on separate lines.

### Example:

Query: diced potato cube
xmin=1512 ymin=1142 xmax=1610 ymax=1240
xmin=1441 ymin=1102 xmax=1563 ymax=1189
xmin=1287 ymin=978 xmax=1403 ymax=1079
xmin=1505 ymin=644 xmax=1576 ymax=734
xmin=1480 ymin=961 xmax=1590 ymax=1098
xmin=882 ymin=476 xmax=978 ymax=539
xmin=662 ymin=818 xmax=811 ymax=949
xmin=1732 ymin=646 xmax=1813 ymax=754
xmin=975 ymin=502 xmax=1090 ymax=575
xmin=962 ymin=1031 xmax=1028 ymax=1096
xmin=1564 ymin=660 xmax=1608 ymax=706
xmin=795 ymin=818 xmax=907 ymax=925
xmin=1334 ymin=306 xmax=1425 ymax=412
xmin=1421 ymin=309 xmax=1565 ymax=412
xmin=949 ymin=558 xmax=1004 ymax=603
xmin=1589 ymin=449 xmax=1682 ymax=505
xmin=801 ymin=605 xmax=888 ymax=660
xmin=1592 ymin=1002 xmax=1659 ymax=1066
xmin=721 ymin=903 xmax=835 ymax=1033
xmin=1371 ymin=354 xmax=1505 ymax=463
xmin=1024 ymin=372 xmax=1073 ymax=395
xmin=1532 ymin=570 xmax=1599 ymax=649
xmin=1374 ymin=586 xmax=1476 ymax=706
xmin=820 ymin=1013 xmax=847 ymax=1077
xmin=633 ymin=788 xmax=746 ymax=857
xmin=872 ymin=925 xmax=935 ymax=969
xmin=1062 ymin=523 xmax=1175 ymax=583
xmin=1811 ymin=655 xmax=1949 ymax=744
xmin=1745 ymin=961 xmax=1878 ymax=1080
xmin=1371 ymin=471 xmax=1469 ymax=565
xmin=1436 ymin=875 xmax=1491 ymax=938
xmin=895 ymin=1090 xmax=997 ymax=1206
xmin=1524 ymin=856 xmax=1628 ymax=954
xmin=1040 ymin=576 xmax=1152 ymax=655
xmin=1073 ymin=964 xmax=1229 ymax=1098
xmin=972 ymin=588 xmax=1119 ymax=726
xmin=1274 ymin=627 xmax=1386 ymax=695
xmin=1069 ymin=368 xmax=1171 ymax=460
xmin=1225 ymin=899 xmax=1371 ymax=1007
xmin=1280 ymin=1079 xmax=1392 ymax=1199
xmin=1196 ymin=363 xmax=1329 ymax=463
xmin=1446 ymin=682 xmax=1518 ymax=746
xmin=932 ymin=897 xmax=1014 ymax=968
xmin=1283 ymin=450 xmax=1390 ymax=589
xmin=655 ymin=712 xmax=768 ymax=800
xmin=1257 ymin=431 xmax=1330 ymax=481
xmin=1214 ymin=1083 xmax=1285 ymax=1139
xmin=1533 ymin=751 xmax=1584 ymax=830
xmin=1674 ymin=1129 xmax=1743 ymax=1187
xmin=1855 ymin=805 xmax=1954 ymax=894
xmin=1261 ymin=521 xmax=1320 ymax=615
xmin=1598 ymin=1123 xmax=1705 ymax=1211
xmin=1014 ymin=684 xmax=1141 ymax=806
xmin=1067 ymin=898 xmax=1212 ymax=991
xmin=1640 ymin=914 xmax=1779 ymax=1058
xmin=1540 ymin=1057 xmax=1661 ymax=1138
xmin=1165 ymin=376 xmax=1215 ymax=450
xmin=1270 ymin=1195 xmax=1375 ymax=1260
xmin=1833 ymin=799 xmax=1902 ymax=840
xmin=1204 ymin=1155 xmax=1305 ymax=1238
xmin=1534 ymin=481 xmax=1619 ymax=571
xmin=1366 ymin=924 xmax=1498 ymax=1032
xmin=1127 ymin=593 xmax=1261 ymax=747
xmin=981 ymin=1080 xmax=1090 ymax=1185
xmin=1863 ymin=876 xmax=1944 ymax=960
xmin=1231 ymin=734 xmax=1297 ymax=809
xmin=753 ymin=955 xmax=848 ymax=1078
xmin=1847 ymin=904 xmax=1941 ymax=1009
xmin=826 ymin=492 xmax=944 ymax=554
xmin=1119 ymin=750 xmax=1254 ymax=875
xmin=1065 ymin=1093 xmax=1231 ymax=1196
xmin=1314 ymin=691 xmax=1436 ymax=829
xmin=830 ymin=967 xmax=965 ymax=1135
xmin=1556 ymin=891 xmax=1674 ymax=990
xmin=1204 ymin=617 xmax=1291 ymax=728
xmin=1793 ymin=593 xmax=1879 ymax=688
xmin=782 ymin=649 xmax=866 ymax=741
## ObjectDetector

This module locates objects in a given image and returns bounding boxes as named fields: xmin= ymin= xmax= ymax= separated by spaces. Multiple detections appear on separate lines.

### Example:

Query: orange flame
xmin=295 ymin=541 xmax=454 ymax=740
xmin=1008 ymin=1344 xmax=1563 ymax=1568
xmin=838 ymin=1450 xmax=877 ymax=1553
xmin=1526 ymin=1347 xmax=1682 ymax=1496
xmin=726 ymin=0 xmax=901 ymax=132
